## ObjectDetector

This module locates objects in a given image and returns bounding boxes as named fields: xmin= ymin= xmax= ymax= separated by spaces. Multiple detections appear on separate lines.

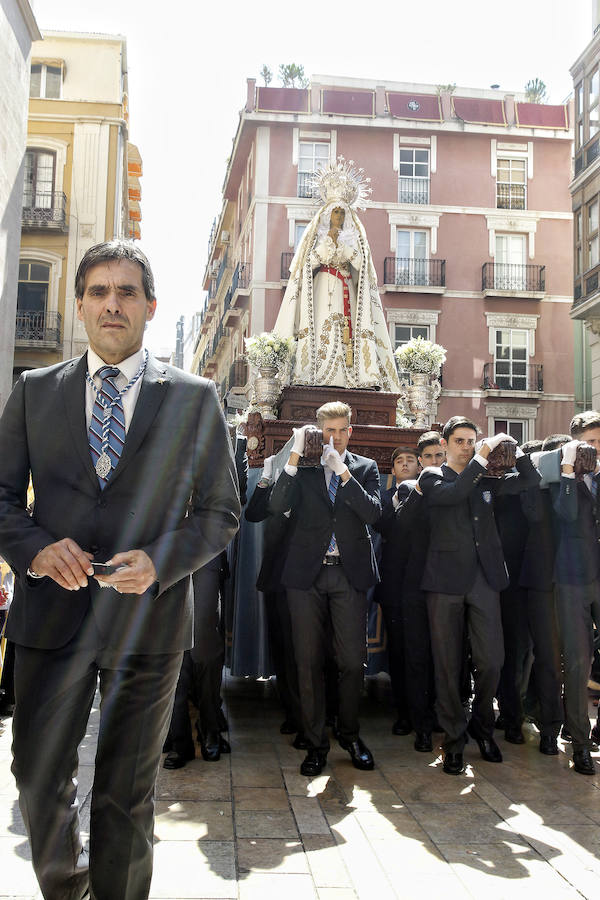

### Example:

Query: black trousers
xmin=379 ymin=599 xmax=410 ymax=723
xmin=12 ymin=616 xmax=182 ymax=900
xmin=524 ymin=588 xmax=563 ymax=738
xmin=402 ymin=590 xmax=436 ymax=733
xmin=287 ymin=565 xmax=368 ymax=752
xmin=497 ymin=584 xmax=531 ymax=728
xmin=427 ymin=567 xmax=504 ymax=753
xmin=264 ymin=589 xmax=302 ymax=728
xmin=556 ymin=580 xmax=600 ymax=751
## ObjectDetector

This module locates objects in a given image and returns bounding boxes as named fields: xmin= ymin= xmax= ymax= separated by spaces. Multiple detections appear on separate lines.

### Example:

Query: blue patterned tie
xmin=327 ymin=472 xmax=340 ymax=554
xmin=89 ymin=366 xmax=126 ymax=488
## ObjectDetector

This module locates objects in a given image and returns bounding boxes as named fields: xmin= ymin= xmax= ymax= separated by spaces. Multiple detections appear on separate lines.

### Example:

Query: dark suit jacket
xmin=419 ymin=455 xmax=540 ymax=595
xmin=519 ymin=486 xmax=557 ymax=592
xmin=550 ymin=475 xmax=600 ymax=586
xmin=0 ymin=354 xmax=240 ymax=653
xmin=269 ymin=451 xmax=381 ymax=592
xmin=373 ymin=480 xmax=427 ymax=604
xmin=245 ymin=481 xmax=294 ymax=593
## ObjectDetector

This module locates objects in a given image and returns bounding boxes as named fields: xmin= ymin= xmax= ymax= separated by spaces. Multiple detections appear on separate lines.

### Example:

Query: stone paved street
xmin=1 ymin=675 xmax=600 ymax=899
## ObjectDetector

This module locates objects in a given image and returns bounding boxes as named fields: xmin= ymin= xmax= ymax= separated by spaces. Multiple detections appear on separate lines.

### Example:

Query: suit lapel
xmin=62 ymin=355 xmax=98 ymax=490
xmin=106 ymin=355 xmax=170 ymax=489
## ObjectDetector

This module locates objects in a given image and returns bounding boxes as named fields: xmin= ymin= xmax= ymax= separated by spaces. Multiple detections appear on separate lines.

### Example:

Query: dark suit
xmin=269 ymin=452 xmax=381 ymax=751
xmin=419 ymin=455 xmax=539 ymax=752
xmin=0 ymin=354 xmax=240 ymax=900
xmin=550 ymin=474 xmax=600 ymax=750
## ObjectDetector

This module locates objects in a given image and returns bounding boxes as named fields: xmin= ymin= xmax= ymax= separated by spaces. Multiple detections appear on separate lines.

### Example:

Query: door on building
xmin=22 ymin=149 xmax=55 ymax=210
xmin=396 ymin=229 xmax=428 ymax=285
xmin=495 ymin=234 xmax=526 ymax=290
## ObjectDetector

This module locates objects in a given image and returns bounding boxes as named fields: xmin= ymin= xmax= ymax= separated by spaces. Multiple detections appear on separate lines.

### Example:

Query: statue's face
xmin=330 ymin=207 xmax=345 ymax=229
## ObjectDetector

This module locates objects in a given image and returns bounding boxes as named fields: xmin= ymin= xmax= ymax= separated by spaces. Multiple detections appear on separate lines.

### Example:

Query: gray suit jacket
xmin=0 ymin=353 xmax=240 ymax=653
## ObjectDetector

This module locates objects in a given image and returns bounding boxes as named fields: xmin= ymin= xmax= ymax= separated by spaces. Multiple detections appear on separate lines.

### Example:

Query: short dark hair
xmin=75 ymin=240 xmax=156 ymax=300
xmin=570 ymin=410 xmax=600 ymax=438
xmin=442 ymin=416 xmax=479 ymax=441
xmin=541 ymin=433 xmax=571 ymax=451
xmin=417 ymin=431 xmax=442 ymax=455
xmin=391 ymin=445 xmax=418 ymax=465
xmin=520 ymin=439 xmax=543 ymax=455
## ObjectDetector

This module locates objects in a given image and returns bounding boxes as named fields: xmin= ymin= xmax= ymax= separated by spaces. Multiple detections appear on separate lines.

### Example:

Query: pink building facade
xmin=194 ymin=76 xmax=575 ymax=442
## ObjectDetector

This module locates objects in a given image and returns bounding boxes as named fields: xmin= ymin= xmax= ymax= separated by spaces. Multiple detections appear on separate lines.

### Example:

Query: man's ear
xmin=440 ymin=437 xmax=448 ymax=449
xmin=348 ymin=424 xmax=353 ymax=438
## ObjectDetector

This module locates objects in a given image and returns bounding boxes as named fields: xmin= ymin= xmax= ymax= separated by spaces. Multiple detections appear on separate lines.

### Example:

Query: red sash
xmin=320 ymin=266 xmax=352 ymax=339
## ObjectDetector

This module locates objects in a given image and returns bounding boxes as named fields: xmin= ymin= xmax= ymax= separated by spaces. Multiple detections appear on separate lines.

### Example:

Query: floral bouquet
xmin=394 ymin=336 xmax=446 ymax=376
xmin=244 ymin=332 xmax=295 ymax=373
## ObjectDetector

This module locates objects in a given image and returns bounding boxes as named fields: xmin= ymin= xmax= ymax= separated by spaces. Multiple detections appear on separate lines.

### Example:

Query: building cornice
xmin=16 ymin=0 xmax=41 ymax=41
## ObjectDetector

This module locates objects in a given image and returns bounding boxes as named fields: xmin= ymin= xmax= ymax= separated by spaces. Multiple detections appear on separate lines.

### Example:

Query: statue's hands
xmin=328 ymin=227 xmax=340 ymax=244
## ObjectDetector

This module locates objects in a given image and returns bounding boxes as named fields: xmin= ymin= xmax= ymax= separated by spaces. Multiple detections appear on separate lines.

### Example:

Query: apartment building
xmin=194 ymin=74 xmax=574 ymax=440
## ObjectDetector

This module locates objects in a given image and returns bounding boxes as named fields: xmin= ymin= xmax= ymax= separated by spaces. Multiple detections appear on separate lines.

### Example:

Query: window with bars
xmin=22 ymin=149 xmax=55 ymax=209
xmin=398 ymin=148 xmax=430 ymax=204
xmin=497 ymin=158 xmax=527 ymax=210
xmin=297 ymin=141 xmax=329 ymax=196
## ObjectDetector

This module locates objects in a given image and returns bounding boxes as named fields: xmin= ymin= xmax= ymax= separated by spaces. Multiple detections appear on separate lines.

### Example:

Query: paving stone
xmin=238 ymin=872 xmax=317 ymax=899
xmin=289 ymin=796 xmax=330 ymax=835
xmin=234 ymin=809 xmax=299 ymax=839
xmin=237 ymin=838 xmax=308 ymax=874
xmin=150 ymin=840 xmax=236 ymax=898
xmin=153 ymin=801 xmax=233 ymax=841
xmin=234 ymin=787 xmax=290 ymax=810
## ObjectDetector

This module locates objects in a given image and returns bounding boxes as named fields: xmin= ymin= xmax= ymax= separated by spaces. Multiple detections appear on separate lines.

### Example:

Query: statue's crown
xmin=309 ymin=156 xmax=372 ymax=210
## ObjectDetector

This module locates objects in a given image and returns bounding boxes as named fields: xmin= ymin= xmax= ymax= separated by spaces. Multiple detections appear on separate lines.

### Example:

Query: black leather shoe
xmin=292 ymin=732 xmax=310 ymax=750
xmin=392 ymin=718 xmax=412 ymax=736
xmin=163 ymin=747 xmax=194 ymax=769
xmin=573 ymin=749 xmax=595 ymax=775
xmin=539 ymin=735 xmax=559 ymax=755
xmin=467 ymin=722 xmax=503 ymax=762
xmin=200 ymin=731 xmax=222 ymax=762
xmin=504 ymin=725 xmax=525 ymax=744
xmin=560 ymin=724 xmax=572 ymax=741
xmin=339 ymin=737 xmax=375 ymax=770
xmin=443 ymin=752 xmax=465 ymax=775
xmin=414 ymin=731 xmax=433 ymax=752
xmin=280 ymin=719 xmax=299 ymax=734
xmin=300 ymin=749 xmax=327 ymax=776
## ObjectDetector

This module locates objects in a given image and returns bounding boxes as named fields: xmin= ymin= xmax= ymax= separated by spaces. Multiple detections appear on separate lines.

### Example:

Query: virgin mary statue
xmin=275 ymin=158 xmax=400 ymax=392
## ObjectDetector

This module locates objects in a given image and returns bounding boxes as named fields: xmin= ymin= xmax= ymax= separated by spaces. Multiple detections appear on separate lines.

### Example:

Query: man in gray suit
xmin=0 ymin=241 xmax=240 ymax=900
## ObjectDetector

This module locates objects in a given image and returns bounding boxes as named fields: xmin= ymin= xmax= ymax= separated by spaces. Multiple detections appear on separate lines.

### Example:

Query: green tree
xmin=279 ymin=63 xmax=308 ymax=89
xmin=525 ymin=78 xmax=548 ymax=104
xmin=260 ymin=65 xmax=272 ymax=86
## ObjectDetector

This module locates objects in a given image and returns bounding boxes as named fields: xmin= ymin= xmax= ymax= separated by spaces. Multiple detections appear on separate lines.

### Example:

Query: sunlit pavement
xmin=1 ymin=676 xmax=600 ymax=899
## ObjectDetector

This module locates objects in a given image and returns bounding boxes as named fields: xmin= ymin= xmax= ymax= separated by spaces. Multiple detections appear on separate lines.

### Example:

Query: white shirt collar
xmin=87 ymin=346 xmax=145 ymax=382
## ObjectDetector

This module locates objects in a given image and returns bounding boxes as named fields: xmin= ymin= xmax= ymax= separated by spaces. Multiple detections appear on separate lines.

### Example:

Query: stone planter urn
xmin=253 ymin=366 xmax=280 ymax=420
xmin=400 ymin=372 xmax=442 ymax=429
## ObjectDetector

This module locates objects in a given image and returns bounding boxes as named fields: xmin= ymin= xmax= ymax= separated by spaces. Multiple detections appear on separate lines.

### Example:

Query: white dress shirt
xmin=85 ymin=347 xmax=146 ymax=434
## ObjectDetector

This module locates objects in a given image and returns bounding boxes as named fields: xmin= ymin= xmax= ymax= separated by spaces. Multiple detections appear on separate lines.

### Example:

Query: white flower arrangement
xmin=244 ymin=332 xmax=295 ymax=371
xmin=394 ymin=337 xmax=447 ymax=376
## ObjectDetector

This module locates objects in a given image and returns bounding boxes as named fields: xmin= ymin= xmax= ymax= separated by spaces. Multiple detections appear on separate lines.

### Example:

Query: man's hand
xmin=561 ymin=439 xmax=581 ymax=469
xmin=94 ymin=550 xmax=157 ymax=595
xmin=30 ymin=539 xmax=94 ymax=591
xmin=322 ymin=436 xmax=349 ymax=480
xmin=262 ymin=454 xmax=275 ymax=481
xmin=479 ymin=432 xmax=516 ymax=459
xmin=289 ymin=424 xmax=313 ymax=467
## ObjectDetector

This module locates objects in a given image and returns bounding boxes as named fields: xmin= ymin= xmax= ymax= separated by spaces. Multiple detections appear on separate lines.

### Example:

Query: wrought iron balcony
xmin=15 ymin=310 xmax=62 ymax=344
xmin=482 ymin=263 xmax=545 ymax=294
xmin=297 ymin=172 xmax=314 ymax=198
xmin=232 ymin=262 xmax=251 ymax=295
xmin=482 ymin=361 xmax=543 ymax=393
xmin=398 ymin=177 xmax=429 ymax=204
xmin=383 ymin=257 xmax=445 ymax=288
xmin=496 ymin=183 xmax=526 ymax=210
xmin=21 ymin=191 xmax=67 ymax=229
xmin=281 ymin=251 xmax=294 ymax=280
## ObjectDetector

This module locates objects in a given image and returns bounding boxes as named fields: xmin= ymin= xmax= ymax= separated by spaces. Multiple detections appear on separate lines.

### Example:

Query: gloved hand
xmin=561 ymin=439 xmax=581 ymax=467
xmin=482 ymin=432 xmax=516 ymax=453
xmin=515 ymin=446 xmax=525 ymax=459
xmin=392 ymin=489 xmax=401 ymax=510
xmin=321 ymin=436 xmax=348 ymax=476
xmin=291 ymin=424 xmax=312 ymax=457
xmin=262 ymin=455 xmax=275 ymax=480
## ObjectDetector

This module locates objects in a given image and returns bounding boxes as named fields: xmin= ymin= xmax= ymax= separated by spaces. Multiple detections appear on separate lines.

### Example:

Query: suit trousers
xmin=525 ymin=588 xmax=562 ymax=738
xmin=555 ymin=580 xmax=600 ymax=751
xmin=190 ymin=565 xmax=224 ymax=736
xmin=287 ymin=565 xmax=368 ymax=752
xmin=379 ymin=599 xmax=410 ymax=722
xmin=12 ymin=615 xmax=182 ymax=900
xmin=264 ymin=589 xmax=302 ymax=728
xmin=402 ymin=590 xmax=436 ymax=733
xmin=497 ymin=585 xmax=531 ymax=728
xmin=427 ymin=567 xmax=504 ymax=753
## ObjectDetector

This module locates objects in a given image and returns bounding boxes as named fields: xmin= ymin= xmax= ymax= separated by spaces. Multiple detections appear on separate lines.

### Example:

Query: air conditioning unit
xmin=221 ymin=230 xmax=230 ymax=243
xmin=210 ymin=260 xmax=220 ymax=275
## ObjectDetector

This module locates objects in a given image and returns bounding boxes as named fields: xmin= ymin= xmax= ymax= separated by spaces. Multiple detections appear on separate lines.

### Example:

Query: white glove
xmin=262 ymin=455 xmax=275 ymax=480
xmin=392 ymin=490 xmax=401 ymax=510
xmin=515 ymin=446 xmax=524 ymax=459
xmin=483 ymin=432 xmax=516 ymax=453
xmin=291 ymin=424 xmax=312 ymax=457
xmin=321 ymin=436 xmax=348 ymax=476
xmin=561 ymin=439 xmax=581 ymax=466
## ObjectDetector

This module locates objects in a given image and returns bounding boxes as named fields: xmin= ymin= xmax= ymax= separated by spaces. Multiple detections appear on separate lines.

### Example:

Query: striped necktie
xmin=327 ymin=472 xmax=340 ymax=554
xmin=89 ymin=366 xmax=126 ymax=488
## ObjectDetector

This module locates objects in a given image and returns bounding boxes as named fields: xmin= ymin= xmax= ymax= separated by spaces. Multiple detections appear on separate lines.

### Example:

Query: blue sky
xmin=32 ymin=0 xmax=593 ymax=354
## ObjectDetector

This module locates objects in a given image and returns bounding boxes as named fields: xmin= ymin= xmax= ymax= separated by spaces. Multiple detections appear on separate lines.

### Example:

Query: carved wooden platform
xmin=244 ymin=385 xmax=440 ymax=471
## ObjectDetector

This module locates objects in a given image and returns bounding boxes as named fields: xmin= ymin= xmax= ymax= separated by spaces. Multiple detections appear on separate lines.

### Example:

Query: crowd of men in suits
xmin=248 ymin=404 xmax=600 ymax=781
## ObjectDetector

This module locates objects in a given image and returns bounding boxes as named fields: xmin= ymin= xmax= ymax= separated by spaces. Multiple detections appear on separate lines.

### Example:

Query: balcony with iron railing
xmin=496 ymin=183 xmax=526 ymax=210
xmin=482 ymin=361 xmax=543 ymax=393
xmin=398 ymin=177 xmax=430 ymax=205
xmin=482 ymin=263 xmax=545 ymax=296
xmin=229 ymin=357 xmax=249 ymax=389
xmin=297 ymin=171 xmax=314 ymax=198
xmin=383 ymin=257 xmax=446 ymax=291
xmin=21 ymin=191 xmax=67 ymax=230
xmin=230 ymin=262 xmax=252 ymax=308
xmin=15 ymin=310 xmax=62 ymax=346
xmin=571 ymin=262 xmax=600 ymax=319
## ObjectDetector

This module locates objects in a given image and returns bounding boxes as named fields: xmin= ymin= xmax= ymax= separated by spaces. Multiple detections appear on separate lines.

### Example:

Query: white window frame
xmin=492 ymin=418 xmax=527 ymax=444
xmin=297 ymin=139 xmax=330 ymax=197
xmin=395 ymin=228 xmax=430 ymax=286
xmin=588 ymin=198 xmax=599 ymax=270
xmin=494 ymin=327 xmax=529 ymax=391
xmin=398 ymin=147 xmax=430 ymax=204
xmin=486 ymin=402 xmax=539 ymax=440
xmin=30 ymin=63 xmax=63 ymax=99
xmin=496 ymin=156 xmax=527 ymax=210
xmin=393 ymin=323 xmax=430 ymax=351
xmin=386 ymin=308 xmax=440 ymax=347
